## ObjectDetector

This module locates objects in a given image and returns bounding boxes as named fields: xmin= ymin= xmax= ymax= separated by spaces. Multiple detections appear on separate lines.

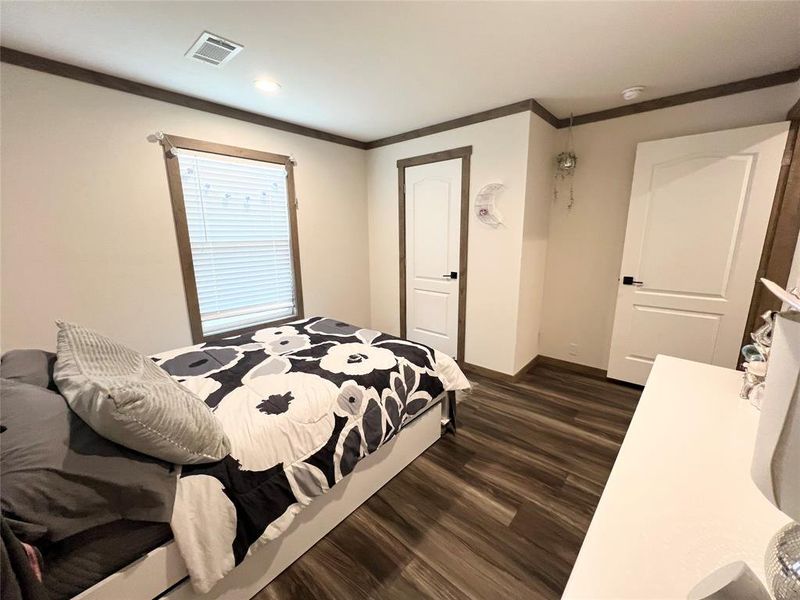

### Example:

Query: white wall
xmin=3 ymin=63 xmax=796 ymax=371
xmin=539 ymin=83 xmax=800 ymax=370
xmin=0 ymin=64 xmax=370 ymax=354
xmin=514 ymin=115 xmax=558 ymax=372
xmin=366 ymin=112 xmax=540 ymax=374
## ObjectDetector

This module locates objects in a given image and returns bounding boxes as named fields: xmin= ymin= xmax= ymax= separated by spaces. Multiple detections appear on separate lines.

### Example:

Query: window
xmin=163 ymin=136 xmax=303 ymax=342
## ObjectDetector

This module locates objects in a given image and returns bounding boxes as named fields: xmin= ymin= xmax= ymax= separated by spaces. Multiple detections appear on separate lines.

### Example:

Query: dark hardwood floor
xmin=255 ymin=362 xmax=641 ymax=600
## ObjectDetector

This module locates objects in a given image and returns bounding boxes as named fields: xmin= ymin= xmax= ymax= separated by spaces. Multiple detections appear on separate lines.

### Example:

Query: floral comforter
xmin=154 ymin=317 xmax=469 ymax=593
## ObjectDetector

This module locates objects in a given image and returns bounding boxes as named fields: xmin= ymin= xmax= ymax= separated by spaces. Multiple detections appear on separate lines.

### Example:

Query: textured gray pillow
xmin=53 ymin=321 xmax=230 ymax=464
xmin=0 ymin=349 xmax=56 ymax=389
xmin=0 ymin=379 xmax=177 ymax=544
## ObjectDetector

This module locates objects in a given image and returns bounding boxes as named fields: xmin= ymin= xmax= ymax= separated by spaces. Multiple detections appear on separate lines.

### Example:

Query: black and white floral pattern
xmin=154 ymin=317 xmax=469 ymax=593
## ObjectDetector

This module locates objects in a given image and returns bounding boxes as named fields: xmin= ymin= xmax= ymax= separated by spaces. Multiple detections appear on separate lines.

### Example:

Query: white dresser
xmin=563 ymin=355 xmax=791 ymax=599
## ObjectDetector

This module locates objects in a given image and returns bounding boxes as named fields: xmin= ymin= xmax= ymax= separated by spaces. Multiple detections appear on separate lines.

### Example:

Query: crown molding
xmin=0 ymin=46 xmax=368 ymax=150
xmin=365 ymin=99 xmax=539 ymax=149
xmin=367 ymin=67 xmax=799 ymax=147
xmin=2 ymin=46 xmax=798 ymax=150
xmin=788 ymin=96 xmax=800 ymax=121
xmin=561 ymin=67 xmax=800 ymax=128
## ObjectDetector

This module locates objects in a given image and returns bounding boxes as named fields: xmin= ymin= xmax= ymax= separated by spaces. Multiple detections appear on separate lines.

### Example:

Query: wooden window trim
xmin=397 ymin=145 xmax=472 ymax=363
xmin=162 ymin=135 xmax=304 ymax=344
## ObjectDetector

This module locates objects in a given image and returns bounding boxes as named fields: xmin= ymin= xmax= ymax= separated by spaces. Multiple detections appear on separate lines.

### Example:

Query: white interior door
xmin=608 ymin=122 xmax=789 ymax=385
xmin=405 ymin=159 xmax=461 ymax=357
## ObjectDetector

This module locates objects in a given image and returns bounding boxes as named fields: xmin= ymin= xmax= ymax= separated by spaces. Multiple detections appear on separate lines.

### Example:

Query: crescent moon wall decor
xmin=474 ymin=182 xmax=505 ymax=227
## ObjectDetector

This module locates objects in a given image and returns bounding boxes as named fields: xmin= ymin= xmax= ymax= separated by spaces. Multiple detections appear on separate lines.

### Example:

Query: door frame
xmin=397 ymin=145 xmax=472 ymax=362
xmin=741 ymin=115 xmax=800 ymax=361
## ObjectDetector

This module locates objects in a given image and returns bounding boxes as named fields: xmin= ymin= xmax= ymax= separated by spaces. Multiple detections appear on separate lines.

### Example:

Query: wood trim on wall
xmin=0 ymin=46 xmax=367 ymax=149
xmin=163 ymin=134 xmax=292 ymax=164
xmin=462 ymin=355 xmax=614 ymax=384
xmin=462 ymin=362 xmax=518 ymax=384
xmin=458 ymin=152 xmax=471 ymax=363
xmin=368 ymin=67 xmax=799 ymax=146
xmin=285 ymin=161 xmax=305 ymax=320
xmin=163 ymin=149 xmax=204 ymax=344
xmin=463 ymin=354 xmax=542 ymax=384
xmin=534 ymin=356 xmax=608 ymax=381
xmin=161 ymin=134 xmax=304 ymax=344
xmin=529 ymin=99 xmax=562 ymax=129
xmin=398 ymin=146 xmax=472 ymax=362
xmin=741 ymin=118 xmax=800 ymax=355
xmin=565 ymin=68 xmax=800 ymax=128
xmin=789 ymin=97 xmax=800 ymax=121
xmin=368 ymin=99 xmax=560 ymax=149
xmin=2 ymin=46 xmax=797 ymax=150
xmin=396 ymin=145 xmax=475 ymax=169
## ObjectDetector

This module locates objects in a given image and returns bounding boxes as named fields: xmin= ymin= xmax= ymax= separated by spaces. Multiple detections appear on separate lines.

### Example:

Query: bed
xmin=41 ymin=520 xmax=173 ymax=599
xmin=1 ymin=316 xmax=468 ymax=599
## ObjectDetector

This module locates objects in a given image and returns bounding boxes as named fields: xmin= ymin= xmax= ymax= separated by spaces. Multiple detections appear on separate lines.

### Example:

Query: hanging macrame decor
xmin=553 ymin=114 xmax=578 ymax=209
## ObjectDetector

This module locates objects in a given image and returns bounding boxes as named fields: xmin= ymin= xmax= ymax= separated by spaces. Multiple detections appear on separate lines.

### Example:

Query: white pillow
xmin=53 ymin=321 xmax=230 ymax=464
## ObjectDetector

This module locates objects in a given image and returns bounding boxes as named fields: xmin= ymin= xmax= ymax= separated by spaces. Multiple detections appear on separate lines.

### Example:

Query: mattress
xmin=155 ymin=316 xmax=470 ymax=593
xmin=41 ymin=520 xmax=172 ymax=600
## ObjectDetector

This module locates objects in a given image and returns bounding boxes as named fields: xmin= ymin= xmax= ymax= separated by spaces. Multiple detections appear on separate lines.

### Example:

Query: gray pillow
xmin=0 ymin=379 xmax=177 ymax=544
xmin=53 ymin=321 xmax=230 ymax=465
xmin=0 ymin=349 xmax=56 ymax=389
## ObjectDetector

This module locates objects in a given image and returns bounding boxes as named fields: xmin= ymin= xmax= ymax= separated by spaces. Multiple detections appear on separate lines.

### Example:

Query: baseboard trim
xmin=462 ymin=362 xmax=513 ymax=383
xmin=514 ymin=354 xmax=541 ymax=380
xmin=462 ymin=354 xmax=541 ymax=384
xmin=535 ymin=355 xmax=608 ymax=380
xmin=463 ymin=355 xmax=609 ymax=384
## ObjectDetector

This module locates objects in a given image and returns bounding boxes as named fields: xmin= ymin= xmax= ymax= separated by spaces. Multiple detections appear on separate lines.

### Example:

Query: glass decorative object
xmin=739 ymin=301 xmax=775 ymax=404
xmin=765 ymin=521 xmax=800 ymax=600
xmin=553 ymin=114 xmax=578 ymax=209
xmin=556 ymin=151 xmax=577 ymax=171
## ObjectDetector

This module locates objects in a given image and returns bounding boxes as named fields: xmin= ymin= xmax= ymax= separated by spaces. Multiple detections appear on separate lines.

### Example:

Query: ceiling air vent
xmin=185 ymin=31 xmax=243 ymax=67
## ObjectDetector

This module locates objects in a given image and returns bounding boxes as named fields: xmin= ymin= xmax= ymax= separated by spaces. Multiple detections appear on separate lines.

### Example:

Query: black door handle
xmin=622 ymin=276 xmax=643 ymax=286
xmin=442 ymin=272 xmax=458 ymax=280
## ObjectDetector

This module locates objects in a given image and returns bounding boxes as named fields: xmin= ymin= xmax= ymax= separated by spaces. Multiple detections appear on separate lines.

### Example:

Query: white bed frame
xmin=73 ymin=395 xmax=451 ymax=600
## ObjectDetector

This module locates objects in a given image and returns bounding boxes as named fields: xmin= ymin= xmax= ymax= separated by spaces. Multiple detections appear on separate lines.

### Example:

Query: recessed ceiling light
xmin=254 ymin=79 xmax=281 ymax=94
xmin=621 ymin=86 xmax=645 ymax=101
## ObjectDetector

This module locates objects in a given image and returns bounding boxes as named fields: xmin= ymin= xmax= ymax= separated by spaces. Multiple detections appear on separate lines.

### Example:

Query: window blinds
xmin=175 ymin=148 xmax=297 ymax=336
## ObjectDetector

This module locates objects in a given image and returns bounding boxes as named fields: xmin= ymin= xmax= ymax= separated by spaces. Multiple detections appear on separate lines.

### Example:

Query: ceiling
xmin=1 ymin=1 xmax=798 ymax=142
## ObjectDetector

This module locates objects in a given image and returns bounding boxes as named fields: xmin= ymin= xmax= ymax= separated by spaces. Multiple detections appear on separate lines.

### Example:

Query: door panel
xmin=629 ymin=305 xmax=721 ymax=365
xmin=639 ymin=156 xmax=752 ymax=296
xmin=405 ymin=159 xmax=461 ymax=357
xmin=413 ymin=289 xmax=450 ymax=336
xmin=608 ymin=122 xmax=789 ymax=385
xmin=412 ymin=180 xmax=451 ymax=279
